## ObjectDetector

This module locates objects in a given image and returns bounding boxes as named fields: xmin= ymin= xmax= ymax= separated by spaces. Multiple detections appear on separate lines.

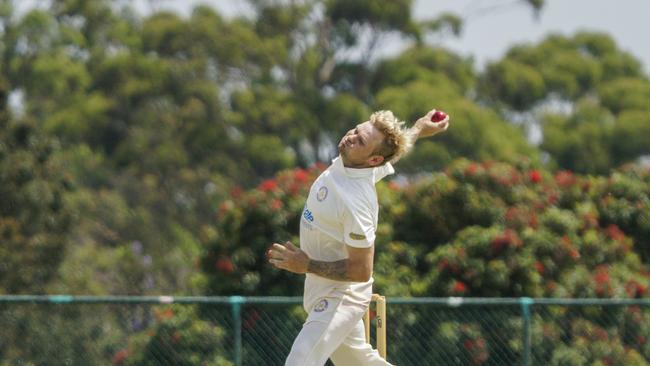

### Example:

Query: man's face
xmin=338 ymin=121 xmax=385 ymax=168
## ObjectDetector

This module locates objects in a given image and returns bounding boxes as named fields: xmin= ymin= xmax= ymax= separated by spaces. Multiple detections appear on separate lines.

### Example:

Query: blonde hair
xmin=369 ymin=110 xmax=415 ymax=164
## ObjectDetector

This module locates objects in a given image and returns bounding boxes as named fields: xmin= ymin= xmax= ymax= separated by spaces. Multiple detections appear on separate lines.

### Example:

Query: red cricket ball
xmin=431 ymin=110 xmax=448 ymax=122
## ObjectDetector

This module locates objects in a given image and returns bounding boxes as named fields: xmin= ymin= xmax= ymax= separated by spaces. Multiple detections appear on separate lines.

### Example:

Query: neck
xmin=341 ymin=155 xmax=370 ymax=169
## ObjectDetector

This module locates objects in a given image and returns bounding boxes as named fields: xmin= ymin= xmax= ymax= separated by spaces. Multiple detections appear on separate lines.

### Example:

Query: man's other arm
xmin=268 ymin=241 xmax=374 ymax=282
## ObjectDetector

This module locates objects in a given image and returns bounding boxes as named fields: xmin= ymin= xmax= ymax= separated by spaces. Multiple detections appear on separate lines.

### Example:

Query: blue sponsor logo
xmin=303 ymin=208 xmax=314 ymax=222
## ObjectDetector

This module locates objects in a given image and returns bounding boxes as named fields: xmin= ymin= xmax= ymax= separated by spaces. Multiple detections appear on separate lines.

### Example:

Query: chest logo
xmin=316 ymin=186 xmax=328 ymax=202
xmin=349 ymin=232 xmax=366 ymax=240
xmin=314 ymin=299 xmax=329 ymax=313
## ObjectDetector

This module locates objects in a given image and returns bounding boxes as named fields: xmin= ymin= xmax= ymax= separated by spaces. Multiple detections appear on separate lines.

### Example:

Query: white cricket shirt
xmin=300 ymin=156 xmax=394 ymax=311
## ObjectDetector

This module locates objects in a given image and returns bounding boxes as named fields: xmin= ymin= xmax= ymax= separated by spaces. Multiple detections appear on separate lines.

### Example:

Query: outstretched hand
xmin=267 ymin=241 xmax=309 ymax=274
xmin=413 ymin=109 xmax=450 ymax=139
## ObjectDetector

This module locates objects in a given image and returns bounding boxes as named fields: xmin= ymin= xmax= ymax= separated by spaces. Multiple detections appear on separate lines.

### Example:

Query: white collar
xmin=331 ymin=156 xmax=394 ymax=179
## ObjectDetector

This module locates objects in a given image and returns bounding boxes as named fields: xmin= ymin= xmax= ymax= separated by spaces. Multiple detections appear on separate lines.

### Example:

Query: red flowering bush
xmin=205 ymin=158 xmax=650 ymax=300
xmin=537 ymin=317 xmax=648 ymax=366
xmin=372 ymin=159 xmax=650 ymax=300
xmin=202 ymin=165 xmax=324 ymax=295
xmin=201 ymin=158 xmax=649 ymax=364
xmin=378 ymin=159 xmax=650 ymax=364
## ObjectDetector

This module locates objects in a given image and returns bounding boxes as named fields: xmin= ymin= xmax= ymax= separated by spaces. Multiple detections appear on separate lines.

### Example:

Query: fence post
xmin=520 ymin=297 xmax=533 ymax=366
xmin=230 ymin=296 xmax=245 ymax=366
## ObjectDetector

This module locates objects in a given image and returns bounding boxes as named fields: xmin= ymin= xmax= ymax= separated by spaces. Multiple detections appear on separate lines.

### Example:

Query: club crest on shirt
xmin=316 ymin=186 xmax=328 ymax=202
xmin=314 ymin=298 xmax=328 ymax=312
xmin=349 ymin=232 xmax=366 ymax=240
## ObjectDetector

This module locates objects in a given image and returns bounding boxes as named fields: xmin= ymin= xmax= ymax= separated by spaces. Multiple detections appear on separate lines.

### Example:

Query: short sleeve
xmin=373 ymin=162 xmax=395 ymax=183
xmin=342 ymin=205 xmax=375 ymax=248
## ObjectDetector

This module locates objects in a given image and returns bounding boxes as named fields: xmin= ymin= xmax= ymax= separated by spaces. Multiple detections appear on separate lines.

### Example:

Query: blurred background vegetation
xmin=2 ymin=0 xmax=650 ymax=364
xmin=1 ymin=0 xmax=649 ymax=298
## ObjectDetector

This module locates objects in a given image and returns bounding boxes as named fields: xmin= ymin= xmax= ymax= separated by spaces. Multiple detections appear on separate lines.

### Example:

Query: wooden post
xmin=363 ymin=294 xmax=387 ymax=359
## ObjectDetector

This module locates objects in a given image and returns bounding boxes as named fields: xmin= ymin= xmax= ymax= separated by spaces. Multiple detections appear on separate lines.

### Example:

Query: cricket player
xmin=267 ymin=108 xmax=449 ymax=365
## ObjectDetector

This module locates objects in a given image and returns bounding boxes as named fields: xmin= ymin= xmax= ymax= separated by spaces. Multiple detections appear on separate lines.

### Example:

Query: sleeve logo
xmin=303 ymin=209 xmax=314 ymax=222
xmin=316 ymin=186 xmax=328 ymax=202
xmin=349 ymin=232 xmax=366 ymax=240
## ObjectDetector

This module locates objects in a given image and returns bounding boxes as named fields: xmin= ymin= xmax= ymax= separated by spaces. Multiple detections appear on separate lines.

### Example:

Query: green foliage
xmin=480 ymin=59 xmax=546 ymax=111
xmin=126 ymin=305 xmax=232 ymax=366
xmin=371 ymin=46 xmax=475 ymax=94
xmin=479 ymin=32 xmax=644 ymax=109
xmin=0 ymin=119 xmax=72 ymax=293
xmin=599 ymin=78 xmax=650 ymax=114
xmin=326 ymin=0 xmax=414 ymax=33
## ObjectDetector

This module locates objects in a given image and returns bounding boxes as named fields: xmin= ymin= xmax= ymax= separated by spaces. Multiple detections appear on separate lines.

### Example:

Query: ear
xmin=367 ymin=155 xmax=385 ymax=167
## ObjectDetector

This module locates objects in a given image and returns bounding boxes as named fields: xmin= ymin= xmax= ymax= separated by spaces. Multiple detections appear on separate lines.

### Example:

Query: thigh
xmin=329 ymin=319 xmax=393 ymax=366
xmin=286 ymin=297 xmax=364 ymax=366
xmin=286 ymin=318 xmax=332 ymax=366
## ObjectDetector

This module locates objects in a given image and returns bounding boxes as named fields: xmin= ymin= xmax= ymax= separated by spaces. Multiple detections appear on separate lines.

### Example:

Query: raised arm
xmin=388 ymin=108 xmax=450 ymax=165
xmin=410 ymin=109 xmax=450 ymax=140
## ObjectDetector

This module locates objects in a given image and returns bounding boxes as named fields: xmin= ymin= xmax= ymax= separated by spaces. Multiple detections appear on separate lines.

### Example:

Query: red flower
xmin=555 ymin=170 xmax=575 ymax=186
xmin=270 ymin=199 xmax=283 ymax=211
xmin=451 ymin=280 xmax=467 ymax=294
xmin=294 ymin=169 xmax=309 ymax=183
xmin=606 ymin=224 xmax=625 ymax=242
xmin=230 ymin=186 xmax=243 ymax=199
xmin=594 ymin=328 xmax=609 ymax=341
xmin=625 ymin=280 xmax=647 ymax=298
xmin=594 ymin=266 xmax=612 ymax=296
xmin=436 ymin=259 xmax=450 ymax=272
xmin=528 ymin=170 xmax=542 ymax=183
xmin=594 ymin=266 xmax=610 ymax=284
xmin=259 ymin=179 xmax=278 ymax=192
xmin=112 ymin=349 xmax=129 ymax=365
xmin=463 ymin=339 xmax=475 ymax=351
xmin=491 ymin=236 xmax=508 ymax=253
xmin=159 ymin=308 xmax=174 ymax=320
xmin=465 ymin=163 xmax=479 ymax=176
xmin=534 ymin=261 xmax=545 ymax=274
xmin=504 ymin=207 xmax=519 ymax=223
xmin=216 ymin=257 xmax=235 ymax=274
xmin=491 ymin=229 xmax=522 ymax=254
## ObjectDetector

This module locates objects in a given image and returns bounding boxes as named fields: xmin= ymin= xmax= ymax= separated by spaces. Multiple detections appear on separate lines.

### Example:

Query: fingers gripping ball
xmin=431 ymin=110 xmax=448 ymax=122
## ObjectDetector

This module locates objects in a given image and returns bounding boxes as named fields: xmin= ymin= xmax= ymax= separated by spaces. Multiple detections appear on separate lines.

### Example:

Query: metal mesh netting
xmin=0 ymin=296 xmax=649 ymax=365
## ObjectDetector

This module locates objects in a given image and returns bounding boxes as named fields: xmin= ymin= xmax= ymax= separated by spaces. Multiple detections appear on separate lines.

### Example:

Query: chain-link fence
xmin=1 ymin=296 xmax=649 ymax=365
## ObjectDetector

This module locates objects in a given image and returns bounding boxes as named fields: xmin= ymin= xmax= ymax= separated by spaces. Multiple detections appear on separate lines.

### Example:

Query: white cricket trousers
xmin=285 ymin=295 xmax=393 ymax=366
